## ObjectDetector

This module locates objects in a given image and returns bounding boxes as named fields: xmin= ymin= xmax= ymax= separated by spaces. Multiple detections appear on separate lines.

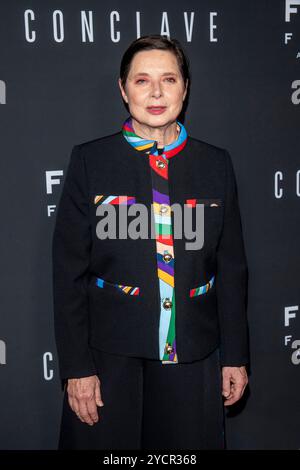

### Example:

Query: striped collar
xmin=122 ymin=115 xmax=188 ymax=159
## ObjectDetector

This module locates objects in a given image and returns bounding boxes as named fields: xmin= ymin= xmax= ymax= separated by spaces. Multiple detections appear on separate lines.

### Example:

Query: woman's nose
xmin=151 ymin=83 xmax=162 ymax=97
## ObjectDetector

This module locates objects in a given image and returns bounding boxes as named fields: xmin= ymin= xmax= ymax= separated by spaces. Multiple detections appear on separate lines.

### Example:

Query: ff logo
xmin=284 ymin=306 xmax=300 ymax=365
xmin=46 ymin=169 xmax=63 ymax=217
xmin=0 ymin=80 xmax=6 ymax=104
xmin=285 ymin=0 xmax=300 ymax=48
xmin=285 ymin=0 xmax=300 ymax=21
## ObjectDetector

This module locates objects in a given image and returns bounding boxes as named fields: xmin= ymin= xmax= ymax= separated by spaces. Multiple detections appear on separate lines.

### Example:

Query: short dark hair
xmin=120 ymin=34 xmax=191 ymax=92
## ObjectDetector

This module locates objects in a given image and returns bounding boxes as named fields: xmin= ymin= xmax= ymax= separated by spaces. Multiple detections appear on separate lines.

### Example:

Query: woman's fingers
xmin=77 ymin=399 xmax=95 ymax=426
xmin=222 ymin=366 xmax=248 ymax=406
xmin=67 ymin=376 xmax=103 ymax=425
xmin=95 ymin=380 xmax=104 ymax=408
xmin=86 ymin=396 xmax=99 ymax=424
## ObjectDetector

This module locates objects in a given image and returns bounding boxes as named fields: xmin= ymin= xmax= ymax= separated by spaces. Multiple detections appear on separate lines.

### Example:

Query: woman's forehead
xmin=128 ymin=50 xmax=180 ymax=74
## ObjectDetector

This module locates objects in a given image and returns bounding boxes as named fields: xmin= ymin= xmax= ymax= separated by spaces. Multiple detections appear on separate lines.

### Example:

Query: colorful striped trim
xmin=122 ymin=115 xmax=188 ymax=365
xmin=96 ymin=277 xmax=140 ymax=295
xmin=122 ymin=115 xmax=187 ymax=159
xmin=94 ymin=195 xmax=136 ymax=205
xmin=189 ymin=275 xmax=215 ymax=297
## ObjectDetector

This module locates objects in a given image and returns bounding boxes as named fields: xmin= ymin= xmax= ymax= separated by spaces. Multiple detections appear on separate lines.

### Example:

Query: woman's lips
xmin=146 ymin=106 xmax=167 ymax=115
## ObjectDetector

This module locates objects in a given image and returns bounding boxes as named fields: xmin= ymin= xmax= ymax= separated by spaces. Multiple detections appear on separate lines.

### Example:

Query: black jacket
xmin=52 ymin=130 xmax=249 ymax=382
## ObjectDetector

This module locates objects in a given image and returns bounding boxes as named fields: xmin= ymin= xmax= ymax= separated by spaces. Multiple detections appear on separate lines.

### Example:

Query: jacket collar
xmin=122 ymin=115 xmax=188 ymax=159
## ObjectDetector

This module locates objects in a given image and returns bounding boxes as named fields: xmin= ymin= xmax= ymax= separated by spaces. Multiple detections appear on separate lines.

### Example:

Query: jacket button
xmin=163 ymin=253 xmax=172 ymax=263
xmin=156 ymin=160 xmax=166 ymax=169
xmin=163 ymin=298 xmax=172 ymax=309
xmin=165 ymin=343 xmax=174 ymax=354
xmin=159 ymin=204 xmax=169 ymax=214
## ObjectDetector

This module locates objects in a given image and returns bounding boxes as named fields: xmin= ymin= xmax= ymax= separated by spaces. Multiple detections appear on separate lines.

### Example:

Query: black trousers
xmin=58 ymin=346 xmax=225 ymax=450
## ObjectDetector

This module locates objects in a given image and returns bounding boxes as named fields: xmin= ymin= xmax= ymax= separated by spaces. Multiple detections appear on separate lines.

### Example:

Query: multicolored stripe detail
xmin=122 ymin=116 xmax=188 ymax=159
xmin=189 ymin=275 xmax=215 ymax=297
xmin=96 ymin=277 xmax=140 ymax=295
xmin=122 ymin=115 xmax=188 ymax=364
xmin=94 ymin=195 xmax=136 ymax=205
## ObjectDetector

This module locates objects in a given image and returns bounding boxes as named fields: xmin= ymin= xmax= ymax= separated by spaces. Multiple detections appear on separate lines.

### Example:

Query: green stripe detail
xmin=163 ymin=293 xmax=176 ymax=361
xmin=155 ymin=223 xmax=172 ymax=235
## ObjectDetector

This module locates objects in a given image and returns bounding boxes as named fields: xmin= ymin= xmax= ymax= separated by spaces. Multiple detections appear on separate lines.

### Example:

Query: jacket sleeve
xmin=216 ymin=149 xmax=250 ymax=367
xmin=52 ymin=144 xmax=97 ymax=384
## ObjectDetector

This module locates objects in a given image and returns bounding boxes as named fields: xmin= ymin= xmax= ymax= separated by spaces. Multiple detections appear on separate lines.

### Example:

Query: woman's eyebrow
xmin=132 ymin=72 xmax=178 ymax=78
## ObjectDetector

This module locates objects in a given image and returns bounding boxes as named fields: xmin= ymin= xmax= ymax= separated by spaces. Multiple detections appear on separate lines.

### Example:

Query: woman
xmin=52 ymin=34 xmax=249 ymax=450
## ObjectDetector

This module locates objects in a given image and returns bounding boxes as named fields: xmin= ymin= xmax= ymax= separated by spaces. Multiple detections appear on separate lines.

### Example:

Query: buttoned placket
xmin=147 ymin=143 xmax=178 ymax=364
xmin=122 ymin=117 xmax=188 ymax=364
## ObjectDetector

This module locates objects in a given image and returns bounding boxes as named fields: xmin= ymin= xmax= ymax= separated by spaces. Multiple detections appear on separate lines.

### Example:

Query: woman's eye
xmin=136 ymin=78 xmax=176 ymax=84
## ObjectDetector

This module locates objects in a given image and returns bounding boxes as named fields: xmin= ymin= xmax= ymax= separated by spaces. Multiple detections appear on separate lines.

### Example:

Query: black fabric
xmin=52 ymin=131 xmax=249 ymax=382
xmin=58 ymin=346 xmax=225 ymax=450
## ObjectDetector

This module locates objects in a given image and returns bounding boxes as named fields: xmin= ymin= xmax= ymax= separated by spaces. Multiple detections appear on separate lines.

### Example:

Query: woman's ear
xmin=118 ymin=78 xmax=128 ymax=103
xmin=183 ymin=79 xmax=189 ymax=101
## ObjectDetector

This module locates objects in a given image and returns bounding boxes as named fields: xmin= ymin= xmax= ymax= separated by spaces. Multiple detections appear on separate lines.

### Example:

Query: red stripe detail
xmin=149 ymin=155 xmax=168 ymax=179
xmin=118 ymin=196 xmax=127 ymax=204
xmin=190 ymin=288 xmax=196 ymax=297
xmin=165 ymin=139 xmax=187 ymax=159
xmin=111 ymin=196 xmax=120 ymax=204
xmin=157 ymin=234 xmax=173 ymax=245
xmin=186 ymin=199 xmax=197 ymax=207
xmin=123 ymin=123 xmax=133 ymax=132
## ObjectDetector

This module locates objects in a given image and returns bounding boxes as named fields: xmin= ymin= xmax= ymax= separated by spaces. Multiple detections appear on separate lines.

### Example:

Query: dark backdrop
xmin=0 ymin=0 xmax=299 ymax=450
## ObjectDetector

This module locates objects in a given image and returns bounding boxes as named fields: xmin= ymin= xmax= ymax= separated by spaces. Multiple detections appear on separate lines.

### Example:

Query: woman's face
xmin=119 ymin=49 xmax=188 ymax=128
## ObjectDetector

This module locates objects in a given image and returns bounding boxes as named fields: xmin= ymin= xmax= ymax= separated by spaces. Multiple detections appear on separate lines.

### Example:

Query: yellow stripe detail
xmin=94 ymin=195 xmax=103 ymax=204
xmin=135 ymin=143 xmax=153 ymax=151
xmin=153 ymin=202 xmax=171 ymax=215
xmin=123 ymin=286 xmax=132 ymax=293
xmin=158 ymin=268 xmax=174 ymax=287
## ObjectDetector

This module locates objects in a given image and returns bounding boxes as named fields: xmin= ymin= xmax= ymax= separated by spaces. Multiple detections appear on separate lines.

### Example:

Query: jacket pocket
xmin=184 ymin=198 xmax=223 ymax=249
xmin=189 ymin=275 xmax=215 ymax=297
xmin=95 ymin=276 xmax=140 ymax=296
xmin=94 ymin=195 xmax=136 ymax=205
xmin=185 ymin=198 xmax=222 ymax=208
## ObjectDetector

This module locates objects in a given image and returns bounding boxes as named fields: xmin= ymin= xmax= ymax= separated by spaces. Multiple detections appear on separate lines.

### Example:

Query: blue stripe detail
xmin=96 ymin=277 xmax=104 ymax=288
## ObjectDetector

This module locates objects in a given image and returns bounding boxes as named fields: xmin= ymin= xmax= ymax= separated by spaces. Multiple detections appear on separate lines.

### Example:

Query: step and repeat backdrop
xmin=0 ymin=0 xmax=299 ymax=450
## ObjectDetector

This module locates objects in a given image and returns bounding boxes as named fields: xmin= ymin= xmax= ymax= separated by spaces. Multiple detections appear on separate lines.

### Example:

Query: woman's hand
xmin=67 ymin=375 xmax=104 ymax=425
xmin=221 ymin=366 xmax=248 ymax=406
